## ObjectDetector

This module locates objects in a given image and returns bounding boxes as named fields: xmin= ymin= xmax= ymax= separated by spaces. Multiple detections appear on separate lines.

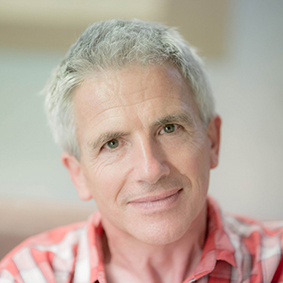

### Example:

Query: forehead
xmin=72 ymin=64 xmax=199 ymax=142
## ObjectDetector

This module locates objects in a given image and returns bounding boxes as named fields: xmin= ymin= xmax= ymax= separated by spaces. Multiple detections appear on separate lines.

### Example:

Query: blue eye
xmin=163 ymin=124 xmax=176 ymax=133
xmin=106 ymin=139 xmax=119 ymax=149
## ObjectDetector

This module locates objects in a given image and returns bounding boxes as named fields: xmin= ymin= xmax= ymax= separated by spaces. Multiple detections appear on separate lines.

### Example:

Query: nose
xmin=132 ymin=138 xmax=170 ymax=184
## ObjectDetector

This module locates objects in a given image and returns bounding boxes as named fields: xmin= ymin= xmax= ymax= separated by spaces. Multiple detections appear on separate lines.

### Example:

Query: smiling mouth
xmin=128 ymin=188 xmax=183 ymax=209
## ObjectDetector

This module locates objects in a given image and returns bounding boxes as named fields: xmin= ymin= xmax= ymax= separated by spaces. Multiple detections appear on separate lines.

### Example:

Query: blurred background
xmin=0 ymin=0 xmax=283 ymax=258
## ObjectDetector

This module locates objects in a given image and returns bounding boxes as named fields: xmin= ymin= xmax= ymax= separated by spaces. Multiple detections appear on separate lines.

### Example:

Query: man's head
xmin=44 ymin=19 xmax=215 ymax=160
xmin=43 ymin=19 xmax=221 ymax=245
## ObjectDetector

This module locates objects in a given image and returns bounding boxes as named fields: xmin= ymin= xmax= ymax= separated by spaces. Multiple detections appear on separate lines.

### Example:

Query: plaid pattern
xmin=1 ymin=197 xmax=283 ymax=283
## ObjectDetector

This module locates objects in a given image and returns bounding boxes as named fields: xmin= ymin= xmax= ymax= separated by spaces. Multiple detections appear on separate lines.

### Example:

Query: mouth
xmin=128 ymin=188 xmax=183 ymax=211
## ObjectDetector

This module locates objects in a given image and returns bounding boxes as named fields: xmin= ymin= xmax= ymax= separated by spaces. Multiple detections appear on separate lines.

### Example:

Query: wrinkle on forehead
xmin=72 ymin=64 xmax=201 ymax=146
xmin=73 ymin=66 xmax=193 ymax=116
xmin=87 ymin=96 xmax=194 ymax=125
xmin=74 ymin=63 xmax=187 ymax=104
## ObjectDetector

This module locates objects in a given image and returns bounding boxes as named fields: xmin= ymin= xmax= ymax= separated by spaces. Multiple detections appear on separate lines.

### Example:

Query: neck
xmin=101 ymin=203 xmax=207 ymax=283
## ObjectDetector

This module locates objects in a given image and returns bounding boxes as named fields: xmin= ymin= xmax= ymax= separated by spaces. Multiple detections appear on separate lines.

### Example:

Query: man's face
xmin=64 ymin=64 xmax=220 ymax=245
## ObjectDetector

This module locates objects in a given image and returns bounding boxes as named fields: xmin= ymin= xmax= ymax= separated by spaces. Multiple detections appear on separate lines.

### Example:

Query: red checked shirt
xmin=1 ymin=197 xmax=283 ymax=283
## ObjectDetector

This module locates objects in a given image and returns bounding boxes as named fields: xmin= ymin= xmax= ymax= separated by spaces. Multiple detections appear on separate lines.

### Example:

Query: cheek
xmin=83 ymin=158 xmax=130 ymax=204
xmin=165 ymin=138 xmax=211 ymax=181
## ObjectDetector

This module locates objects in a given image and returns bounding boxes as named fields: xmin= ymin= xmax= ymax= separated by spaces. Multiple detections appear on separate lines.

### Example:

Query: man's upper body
xmin=1 ymin=197 xmax=283 ymax=283
xmin=1 ymin=19 xmax=282 ymax=282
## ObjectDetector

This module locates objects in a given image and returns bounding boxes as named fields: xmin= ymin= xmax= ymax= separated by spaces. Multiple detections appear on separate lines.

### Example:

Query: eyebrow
xmin=154 ymin=113 xmax=193 ymax=127
xmin=89 ymin=112 xmax=193 ymax=150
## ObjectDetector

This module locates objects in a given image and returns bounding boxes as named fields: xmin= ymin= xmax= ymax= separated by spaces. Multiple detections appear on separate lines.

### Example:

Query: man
xmin=0 ymin=19 xmax=282 ymax=283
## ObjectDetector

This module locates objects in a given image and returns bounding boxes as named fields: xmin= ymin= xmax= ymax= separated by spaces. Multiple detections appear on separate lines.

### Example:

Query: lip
xmin=129 ymin=188 xmax=182 ymax=204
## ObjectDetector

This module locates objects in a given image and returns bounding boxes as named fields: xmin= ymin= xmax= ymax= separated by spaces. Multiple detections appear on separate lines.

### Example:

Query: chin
xmin=131 ymin=219 xmax=191 ymax=246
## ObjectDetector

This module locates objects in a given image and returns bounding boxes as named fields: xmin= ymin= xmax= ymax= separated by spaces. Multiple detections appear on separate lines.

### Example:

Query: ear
xmin=207 ymin=115 xmax=221 ymax=169
xmin=61 ymin=152 xmax=92 ymax=201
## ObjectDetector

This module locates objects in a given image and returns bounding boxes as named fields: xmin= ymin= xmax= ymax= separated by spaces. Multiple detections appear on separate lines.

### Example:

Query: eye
xmin=105 ymin=139 xmax=119 ymax=149
xmin=162 ymin=124 xmax=176 ymax=134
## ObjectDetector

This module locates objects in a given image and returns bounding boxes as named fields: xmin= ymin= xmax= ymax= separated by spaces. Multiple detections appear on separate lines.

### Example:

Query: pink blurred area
xmin=0 ymin=199 xmax=94 ymax=260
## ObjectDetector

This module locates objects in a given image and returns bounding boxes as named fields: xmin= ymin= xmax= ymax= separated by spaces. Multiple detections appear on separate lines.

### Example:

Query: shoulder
xmin=0 ymin=221 xmax=86 ymax=282
xmin=224 ymin=213 xmax=283 ymax=281
xmin=224 ymin=213 xmax=283 ymax=240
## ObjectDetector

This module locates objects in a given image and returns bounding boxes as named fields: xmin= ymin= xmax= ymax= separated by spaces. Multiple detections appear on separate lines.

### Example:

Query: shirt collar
xmin=84 ymin=211 xmax=107 ymax=283
xmin=190 ymin=196 xmax=238 ymax=281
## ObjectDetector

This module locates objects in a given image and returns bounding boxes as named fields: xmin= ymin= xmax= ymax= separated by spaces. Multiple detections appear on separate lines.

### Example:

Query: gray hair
xmin=44 ymin=19 xmax=215 ymax=159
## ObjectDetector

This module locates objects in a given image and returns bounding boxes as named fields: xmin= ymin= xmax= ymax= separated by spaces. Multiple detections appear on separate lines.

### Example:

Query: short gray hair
xmin=44 ymin=19 xmax=215 ymax=159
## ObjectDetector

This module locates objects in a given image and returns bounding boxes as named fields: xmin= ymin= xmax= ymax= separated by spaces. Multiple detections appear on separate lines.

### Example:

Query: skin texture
xmin=62 ymin=63 xmax=221 ymax=282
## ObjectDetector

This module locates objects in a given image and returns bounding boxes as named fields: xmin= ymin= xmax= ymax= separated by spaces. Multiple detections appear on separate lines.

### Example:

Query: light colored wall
xmin=207 ymin=0 xmax=283 ymax=219
xmin=0 ymin=50 xmax=81 ymax=203
xmin=0 ymin=0 xmax=282 ymax=219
